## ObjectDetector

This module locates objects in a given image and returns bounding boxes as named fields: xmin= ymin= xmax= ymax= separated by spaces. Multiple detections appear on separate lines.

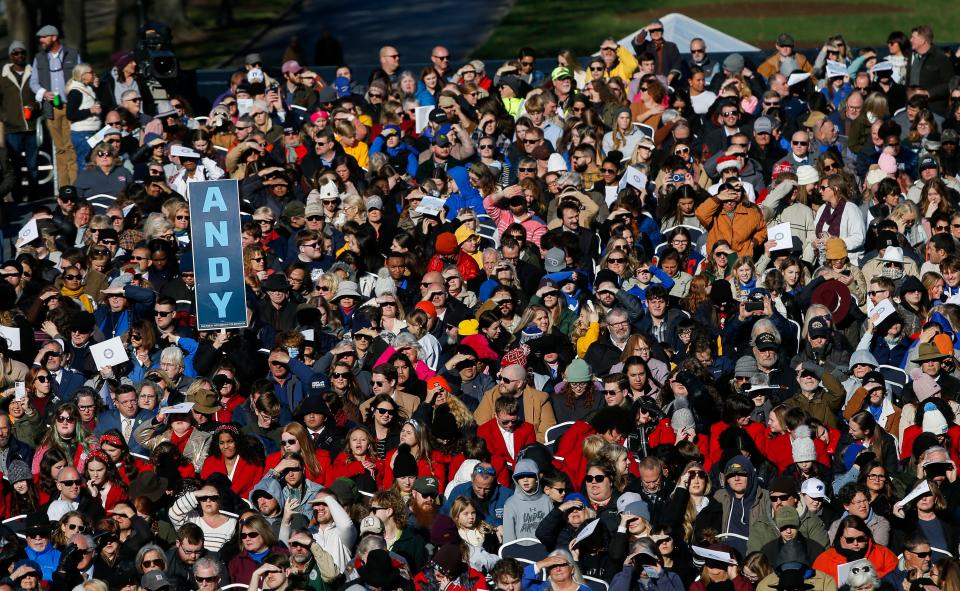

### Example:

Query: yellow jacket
xmin=604 ymin=46 xmax=638 ymax=83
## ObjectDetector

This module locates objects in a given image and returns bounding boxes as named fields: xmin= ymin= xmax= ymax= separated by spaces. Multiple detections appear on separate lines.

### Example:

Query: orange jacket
xmin=695 ymin=196 xmax=768 ymax=258
xmin=813 ymin=543 xmax=898 ymax=583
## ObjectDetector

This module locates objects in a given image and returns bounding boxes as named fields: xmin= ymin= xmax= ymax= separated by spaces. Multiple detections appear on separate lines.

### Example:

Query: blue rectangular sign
xmin=187 ymin=179 xmax=248 ymax=330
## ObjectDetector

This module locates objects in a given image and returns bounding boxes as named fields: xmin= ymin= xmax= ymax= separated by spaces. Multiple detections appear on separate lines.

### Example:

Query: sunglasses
xmin=375 ymin=407 xmax=395 ymax=415
xmin=63 ymin=274 xmax=81 ymax=281
xmin=66 ymin=523 xmax=85 ymax=531
xmin=770 ymin=494 xmax=791 ymax=502
xmin=196 ymin=495 xmax=220 ymax=502
xmin=909 ymin=550 xmax=933 ymax=558
xmin=60 ymin=479 xmax=82 ymax=487
xmin=584 ymin=474 xmax=607 ymax=483
xmin=792 ymin=141 xmax=809 ymax=146
xmin=240 ymin=531 xmax=261 ymax=540
xmin=57 ymin=415 xmax=76 ymax=424
xmin=844 ymin=535 xmax=868 ymax=544
xmin=36 ymin=375 xmax=49 ymax=383
xmin=332 ymin=371 xmax=351 ymax=379
xmin=196 ymin=576 xmax=220 ymax=583
xmin=142 ymin=559 xmax=164 ymax=568
xmin=289 ymin=541 xmax=311 ymax=550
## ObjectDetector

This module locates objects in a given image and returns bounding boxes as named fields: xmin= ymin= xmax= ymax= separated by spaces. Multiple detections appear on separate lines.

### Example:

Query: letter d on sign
xmin=209 ymin=257 xmax=230 ymax=284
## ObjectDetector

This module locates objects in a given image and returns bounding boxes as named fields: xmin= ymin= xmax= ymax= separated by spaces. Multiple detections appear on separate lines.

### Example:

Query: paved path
xmin=244 ymin=0 xmax=515 ymax=68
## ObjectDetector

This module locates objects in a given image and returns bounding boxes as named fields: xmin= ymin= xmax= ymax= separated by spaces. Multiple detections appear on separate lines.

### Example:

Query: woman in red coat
xmin=83 ymin=449 xmax=129 ymax=512
xmin=327 ymin=426 xmax=383 ymax=485
xmin=98 ymin=432 xmax=150 ymax=485
xmin=200 ymin=424 xmax=266 ymax=497
xmin=381 ymin=419 xmax=446 ymax=490
xmin=265 ymin=423 xmax=332 ymax=484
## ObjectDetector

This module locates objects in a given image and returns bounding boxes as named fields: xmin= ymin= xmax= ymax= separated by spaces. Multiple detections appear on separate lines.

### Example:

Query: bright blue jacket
xmin=440 ymin=481 xmax=512 ymax=527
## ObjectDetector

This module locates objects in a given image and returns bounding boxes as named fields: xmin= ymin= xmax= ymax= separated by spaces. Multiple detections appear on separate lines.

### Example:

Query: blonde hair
xmin=72 ymin=63 xmax=93 ymax=82
xmin=582 ymin=434 xmax=606 ymax=465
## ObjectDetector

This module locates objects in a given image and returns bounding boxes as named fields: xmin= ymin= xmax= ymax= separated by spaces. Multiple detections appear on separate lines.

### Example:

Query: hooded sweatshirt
xmin=502 ymin=458 xmax=554 ymax=543
xmin=719 ymin=454 xmax=759 ymax=556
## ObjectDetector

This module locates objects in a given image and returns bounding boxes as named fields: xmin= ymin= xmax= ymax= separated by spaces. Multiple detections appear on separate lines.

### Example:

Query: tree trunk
xmin=114 ymin=0 xmax=141 ymax=51
xmin=62 ymin=0 xmax=88 ymax=57
xmin=5 ymin=0 xmax=35 ymax=47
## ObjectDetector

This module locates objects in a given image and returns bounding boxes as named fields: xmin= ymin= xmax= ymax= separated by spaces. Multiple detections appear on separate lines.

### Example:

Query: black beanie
xmin=393 ymin=444 xmax=419 ymax=478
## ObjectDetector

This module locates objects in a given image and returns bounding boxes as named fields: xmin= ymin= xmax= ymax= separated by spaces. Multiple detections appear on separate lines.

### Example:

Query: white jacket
xmin=170 ymin=158 xmax=225 ymax=197
xmin=811 ymin=201 xmax=866 ymax=264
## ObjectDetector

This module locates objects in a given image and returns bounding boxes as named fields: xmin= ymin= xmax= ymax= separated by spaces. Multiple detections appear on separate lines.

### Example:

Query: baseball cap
xmin=551 ymin=66 xmax=573 ymax=81
xmin=800 ymin=478 xmax=829 ymax=500
xmin=754 ymin=333 xmax=778 ymax=351
xmin=141 ymin=571 xmax=171 ymax=591
xmin=414 ymin=476 xmax=440 ymax=497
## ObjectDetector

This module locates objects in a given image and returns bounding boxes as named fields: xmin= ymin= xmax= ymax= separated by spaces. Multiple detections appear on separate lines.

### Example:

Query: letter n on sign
xmin=187 ymin=179 xmax=249 ymax=330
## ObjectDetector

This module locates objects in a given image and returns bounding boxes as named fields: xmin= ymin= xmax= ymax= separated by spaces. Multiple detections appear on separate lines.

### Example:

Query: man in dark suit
xmin=906 ymin=25 xmax=955 ymax=115
xmin=95 ymin=385 xmax=155 ymax=455
xmin=34 ymin=340 xmax=85 ymax=402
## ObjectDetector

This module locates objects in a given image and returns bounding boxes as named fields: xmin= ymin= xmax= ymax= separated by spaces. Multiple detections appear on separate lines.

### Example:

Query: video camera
xmin=135 ymin=21 xmax=178 ymax=80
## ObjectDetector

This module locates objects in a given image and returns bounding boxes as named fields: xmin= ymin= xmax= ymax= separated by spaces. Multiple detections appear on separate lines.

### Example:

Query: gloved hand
xmin=801 ymin=361 xmax=825 ymax=380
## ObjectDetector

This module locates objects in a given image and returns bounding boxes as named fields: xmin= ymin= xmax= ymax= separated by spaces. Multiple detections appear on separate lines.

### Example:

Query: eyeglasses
xmin=240 ymin=531 xmax=261 ymax=540
xmin=584 ymin=474 xmax=607 ymax=483
xmin=518 ymin=167 xmax=537 ymax=173
xmin=196 ymin=495 xmax=220 ymax=502
xmin=142 ymin=559 xmax=164 ymax=568
xmin=867 ymin=473 xmax=886 ymax=480
xmin=589 ymin=66 xmax=605 ymax=71
xmin=375 ymin=407 xmax=395 ymax=415
xmin=66 ymin=522 xmax=85 ymax=531
xmin=57 ymin=415 xmax=76 ymax=424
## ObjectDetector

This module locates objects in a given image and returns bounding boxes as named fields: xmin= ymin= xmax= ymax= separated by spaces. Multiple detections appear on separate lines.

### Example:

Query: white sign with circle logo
xmin=90 ymin=337 xmax=129 ymax=370
xmin=0 ymin=326 xmax=20 ymax=352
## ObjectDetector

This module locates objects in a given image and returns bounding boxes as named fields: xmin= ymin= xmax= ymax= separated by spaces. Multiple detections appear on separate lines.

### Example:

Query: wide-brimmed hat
xmin=332 ymin=281 xmax=361 ymax=302
xmin=128 ymin=471 xmax=169 ymax=502
xmin=772 ymin=569 xmax=815 ymax=591
xmin=357 ymin=549 xmax=401 ymax=588
xmin=810 ymin=280 xmax=851 ymax=324
xmin=917 ymin=341 xmax=951 ymax=362
xmin=189 ymin=389 xmax=220 ymax=414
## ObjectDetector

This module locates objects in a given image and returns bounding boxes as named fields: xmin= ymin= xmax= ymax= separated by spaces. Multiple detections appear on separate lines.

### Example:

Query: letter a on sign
xmin=187 ymin=180 xmax=248 ymax=330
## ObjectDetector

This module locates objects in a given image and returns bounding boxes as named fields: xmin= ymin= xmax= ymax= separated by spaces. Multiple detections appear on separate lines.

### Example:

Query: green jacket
xmin=12 ymin=408 xmax=43 ymax=447
xmin=747 ymin=499 xmax=830 ymax=554
xmin=390 ymin=527 xmax=427 ymax=572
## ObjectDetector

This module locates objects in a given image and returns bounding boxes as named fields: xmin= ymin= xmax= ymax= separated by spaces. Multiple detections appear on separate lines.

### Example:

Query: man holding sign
xmin=187 ymin=179 xmax=249 ymax=331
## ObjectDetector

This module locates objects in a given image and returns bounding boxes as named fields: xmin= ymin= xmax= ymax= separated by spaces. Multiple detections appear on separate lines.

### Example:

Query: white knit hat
xmin=922 ymin=403 xmax=949 ymax=435
xmin=796 ymin=165 xmax=819 ymax=186
xmin=792 ymin=437 xmax=817 ymax=463
xmin=671 ymin=408 xmax=696 ymax=433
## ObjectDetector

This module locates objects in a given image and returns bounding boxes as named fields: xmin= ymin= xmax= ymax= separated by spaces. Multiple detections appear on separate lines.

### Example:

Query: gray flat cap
xmin=36 ymin=25 xmax=60 ymax=37
xmin=8 ymin=41 xmax=26 ymax=55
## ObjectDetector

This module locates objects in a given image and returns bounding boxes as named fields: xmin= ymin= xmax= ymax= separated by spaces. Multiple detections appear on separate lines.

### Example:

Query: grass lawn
xmin=473 ymin=0 xmax=960 ymax=58
xmin=84 ymin=0 xmax=296 ymax=70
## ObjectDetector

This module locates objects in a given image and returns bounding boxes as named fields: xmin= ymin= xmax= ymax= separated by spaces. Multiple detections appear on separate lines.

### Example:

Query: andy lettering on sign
xmin=188 ymin=180 xmax=249 ymax=330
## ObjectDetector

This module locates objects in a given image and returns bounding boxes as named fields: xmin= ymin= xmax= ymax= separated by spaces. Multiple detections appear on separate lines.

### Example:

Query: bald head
xmin=379 ymin=46 xmax=400 ymax=74
xmin=499 ymin=364 xmax=527 ymax=397
xmin=420 ymin=271 xmax=446 ymax=300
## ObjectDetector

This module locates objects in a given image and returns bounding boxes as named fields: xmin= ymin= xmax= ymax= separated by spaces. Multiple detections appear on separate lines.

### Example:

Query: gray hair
xmin=547 ymin=549 xmax=586 ymax=585
xmin=750 ymin=319 xmax=781 ymax=344
xmin=160 ymin=346 xmax=184 ymax=368
xmin=135 ymin=544 xmax=166 ymax=574
xmin=71 ymin=63 xmax=93 ymax=82
xmin=193 ymin=557 xmax=222 ymax=577
xmin=557 ymin=171 xmax=582 ymax=189
xmin=356 ymin=534 xmax=386 ymax=558
xmin=143 ymin=213 xmax=175 ymax=241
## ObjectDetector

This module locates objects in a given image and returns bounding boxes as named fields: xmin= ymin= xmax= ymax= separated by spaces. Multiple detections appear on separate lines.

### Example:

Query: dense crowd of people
xmin=2 ymin=15 xmax=960 ymax=591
